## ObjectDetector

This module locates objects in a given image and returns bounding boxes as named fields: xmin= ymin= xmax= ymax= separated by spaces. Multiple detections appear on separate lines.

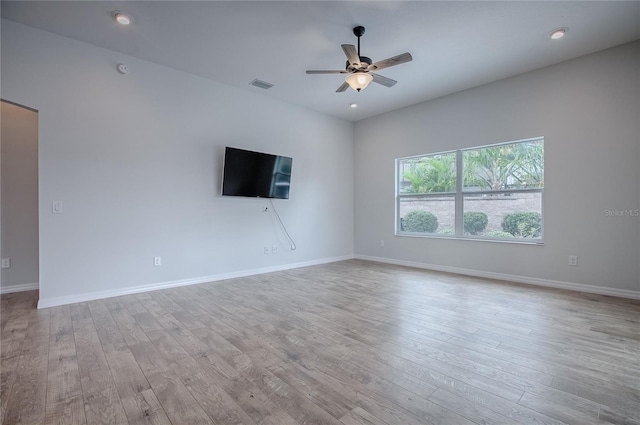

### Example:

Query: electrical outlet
xmin=380 ymin=239 xmax=385 ymax=247
xmin=272 ymin=245 xmax=279 ymax=254
xmin=154 ymin=256 xmax=162 ymax=266
xmin=264 ymin=246 xmax=271 ymax=254
xmin=568 ymin=255 xmax=578 ymax=266
xmin=1 ymin=258 xmax=10 ymax=269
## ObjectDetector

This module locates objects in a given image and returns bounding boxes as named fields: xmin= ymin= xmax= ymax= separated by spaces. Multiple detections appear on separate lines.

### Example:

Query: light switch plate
xmin=52 ymin=201 xmax=63 ymax=214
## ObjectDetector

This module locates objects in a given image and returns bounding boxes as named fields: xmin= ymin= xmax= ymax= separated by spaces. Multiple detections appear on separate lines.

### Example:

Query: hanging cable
xmin=269 ymin=198 xmax=297 ymax=250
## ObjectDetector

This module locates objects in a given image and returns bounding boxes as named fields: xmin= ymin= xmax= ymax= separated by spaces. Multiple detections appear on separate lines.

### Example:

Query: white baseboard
xmin=355 ymin=254 xmax=640 ymax=300
xmin=0 ymin=282 xmax=39 ymax=295
xmin=32 ymin=252 xmax=640 ymax=308
xmin=37 ymin=255 xmax=354 ymax=309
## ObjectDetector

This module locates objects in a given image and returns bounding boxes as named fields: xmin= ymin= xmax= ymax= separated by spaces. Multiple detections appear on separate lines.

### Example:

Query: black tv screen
xmin=222 ymin=147 xmax=292 ymax=199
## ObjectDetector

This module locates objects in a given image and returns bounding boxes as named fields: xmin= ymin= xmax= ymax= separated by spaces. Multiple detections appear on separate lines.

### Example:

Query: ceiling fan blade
xmin=306 ymin=70 xmax=348 ymax=74
xmin=368 ymin=52 xmax=412 ymax=71
xmin=336 ymin=81 xmax=350 ymax=92
xmin=371 ymin=73 xmax=397 ymax=88
xmin=341 ymin=44 xmax=360 ymax=67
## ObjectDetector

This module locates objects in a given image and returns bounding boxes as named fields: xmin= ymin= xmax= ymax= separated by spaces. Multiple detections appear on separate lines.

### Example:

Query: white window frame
xmin=395 ymin=137 xmax=544 ymax=243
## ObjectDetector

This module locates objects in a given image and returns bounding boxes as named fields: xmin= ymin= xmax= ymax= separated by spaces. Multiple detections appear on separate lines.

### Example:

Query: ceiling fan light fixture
xmin=345 ymin=72 xmax=373 ymax=92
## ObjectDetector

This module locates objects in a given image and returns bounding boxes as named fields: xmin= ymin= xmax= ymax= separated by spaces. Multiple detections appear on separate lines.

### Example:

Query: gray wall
xmin=2 ymin=18 xmax=638 ymax=303
xmin=1 ymin=101 xmax=39 ymax=292
xmin=354 ymin=41 xmax=640 ymax=295
xmin=1 ymin=20 xmax=354 ymax=307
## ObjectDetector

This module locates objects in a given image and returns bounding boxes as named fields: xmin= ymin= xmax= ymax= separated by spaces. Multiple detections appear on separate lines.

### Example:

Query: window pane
xmin=398 ymin=153 xmax=456 ymax=194
xmin=463 ymin=140 xmax=543 ymax=192
xmin=399 ymin=196 xmax=455 ymax=235
xmin=463 ymin=192 xmax=542 ymax=239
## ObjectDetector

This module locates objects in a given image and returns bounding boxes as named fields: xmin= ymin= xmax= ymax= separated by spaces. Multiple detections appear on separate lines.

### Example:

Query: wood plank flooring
xmin=1 ymin=259 xmax=639 ymax=425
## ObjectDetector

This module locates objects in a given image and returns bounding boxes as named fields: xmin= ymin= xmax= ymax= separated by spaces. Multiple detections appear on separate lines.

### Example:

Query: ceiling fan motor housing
xmin=346 ymin=56 xmax=372 ymax=72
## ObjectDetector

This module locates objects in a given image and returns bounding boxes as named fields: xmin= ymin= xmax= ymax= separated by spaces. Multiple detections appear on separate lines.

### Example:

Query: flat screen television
xmin=222 ymin=147 xmax=293 ymax=199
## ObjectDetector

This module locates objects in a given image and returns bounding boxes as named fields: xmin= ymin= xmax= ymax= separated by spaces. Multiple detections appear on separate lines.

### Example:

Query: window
xmin=396 ymin=137 xmax=543 ymax=242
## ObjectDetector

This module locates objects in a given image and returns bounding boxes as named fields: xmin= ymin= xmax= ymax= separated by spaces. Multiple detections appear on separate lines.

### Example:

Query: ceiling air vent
xmin=249 ymin=79 xmax=274 ymax=90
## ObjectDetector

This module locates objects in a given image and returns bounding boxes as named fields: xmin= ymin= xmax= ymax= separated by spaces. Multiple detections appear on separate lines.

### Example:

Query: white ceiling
xmin=2 ymin=1 xmax=639 ymax=121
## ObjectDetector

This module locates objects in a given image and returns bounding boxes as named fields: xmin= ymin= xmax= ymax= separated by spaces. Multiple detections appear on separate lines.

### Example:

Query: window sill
xmin=395 ymin=232 xmax=544 ymax=245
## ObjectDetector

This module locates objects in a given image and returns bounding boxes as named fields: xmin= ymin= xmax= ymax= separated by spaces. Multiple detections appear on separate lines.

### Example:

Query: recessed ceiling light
xmin=112 ymin=11 xmax=132 ymax=25
xmin=550 ymin=28 xmax=567 ymax=40
xmin=350 ymin=103 xmax=358 ymax=108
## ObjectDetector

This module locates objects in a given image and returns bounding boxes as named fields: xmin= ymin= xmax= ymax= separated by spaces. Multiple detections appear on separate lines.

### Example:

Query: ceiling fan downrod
xmin=353 ymin=26 xmax=365 ymax=57
xmin=351 ymin=26 xmax=372 ymax=70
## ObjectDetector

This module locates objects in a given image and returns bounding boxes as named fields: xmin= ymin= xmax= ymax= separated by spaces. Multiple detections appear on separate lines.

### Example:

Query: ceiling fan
xmin=306 ymin=26 xmax=413 ymax=93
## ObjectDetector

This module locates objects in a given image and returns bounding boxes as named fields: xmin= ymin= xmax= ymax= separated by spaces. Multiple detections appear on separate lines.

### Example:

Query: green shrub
xmin=463 ymin=212 xmax=488 ymax=235
xmin=437 ymin=228 xmax=455 ymax=235
xmin=501 ymin=212 xmax=541 ymax=237
xmin=402 ymin=210 xmax=438 ymax=233
xmin=483 ymin=230 xmax=515 ymax=238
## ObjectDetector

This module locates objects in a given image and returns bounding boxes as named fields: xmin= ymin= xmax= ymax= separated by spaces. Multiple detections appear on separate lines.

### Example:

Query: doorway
xmin=1 ymin=100 xmax=39 ymax=294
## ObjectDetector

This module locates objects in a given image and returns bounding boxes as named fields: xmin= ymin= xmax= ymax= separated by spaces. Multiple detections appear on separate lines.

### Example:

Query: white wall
xmin=355 ymin=41 xmax=640 ymax=296
xmin=1 ymin=20 xmax=354 ymax=307
xmin=1 ymin=101 xmax=39 ymax=293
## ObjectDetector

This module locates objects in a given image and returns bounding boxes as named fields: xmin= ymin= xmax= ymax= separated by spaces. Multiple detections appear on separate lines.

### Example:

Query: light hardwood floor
xmin=1 ymin=260 xmax=639 ymax=425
